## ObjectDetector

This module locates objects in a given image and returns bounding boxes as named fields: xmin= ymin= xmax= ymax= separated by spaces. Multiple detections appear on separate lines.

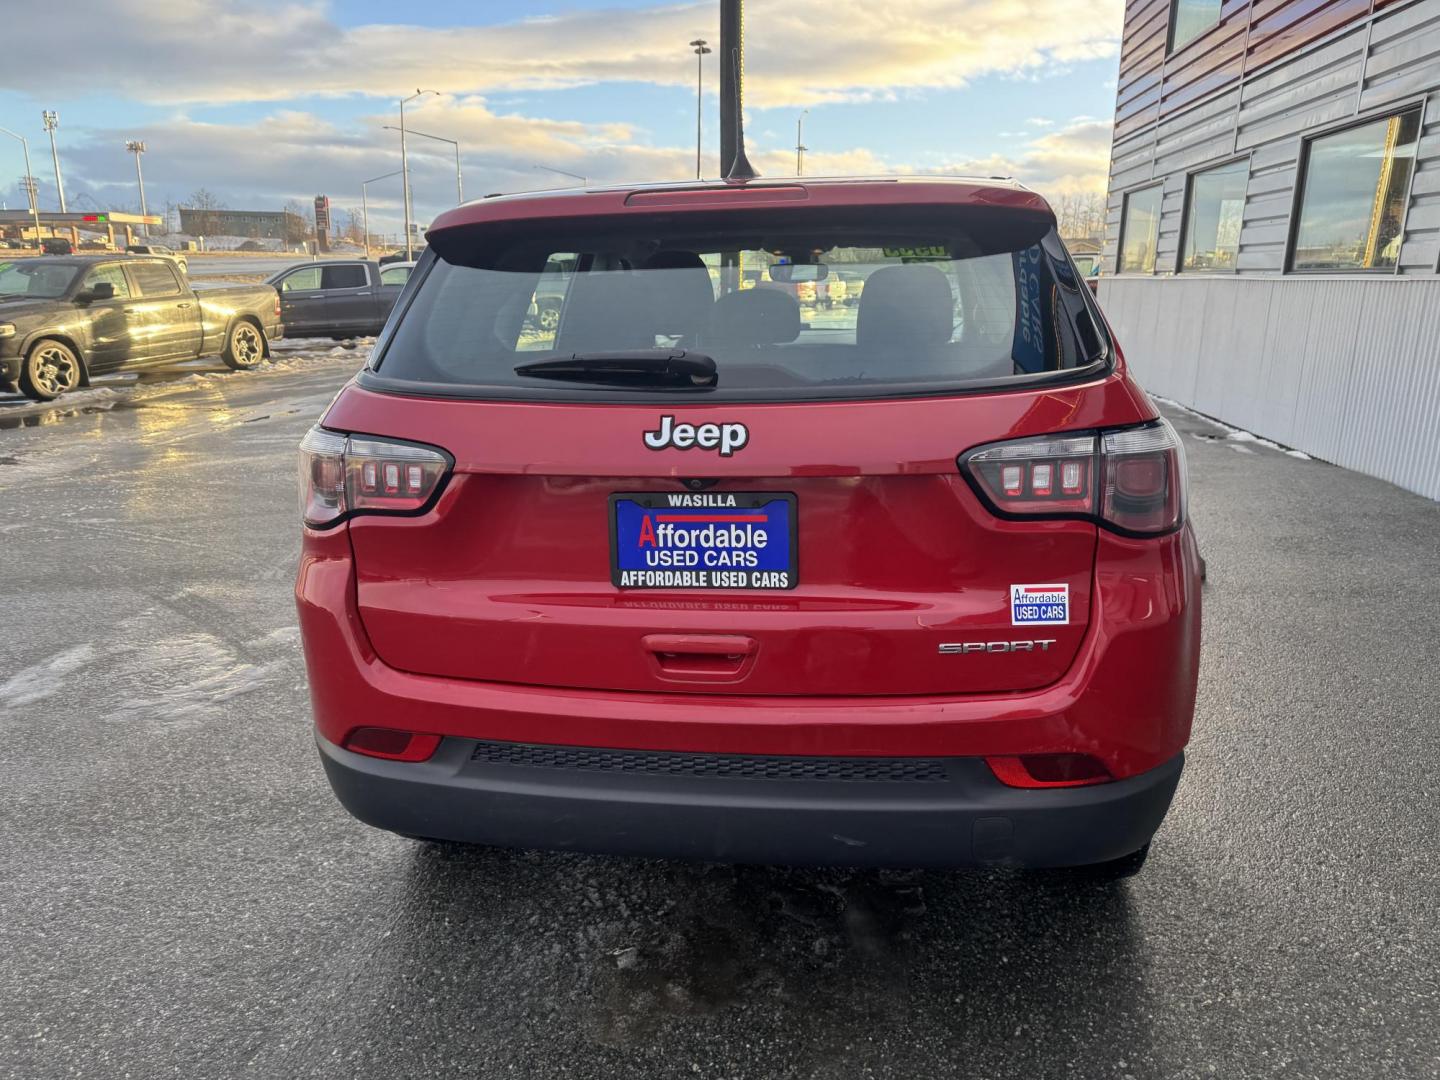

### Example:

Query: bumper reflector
xmin=343 ymin=727 xmax=442 ymax=762
xmin=986 ymin=753 xmax=1111 ymax=789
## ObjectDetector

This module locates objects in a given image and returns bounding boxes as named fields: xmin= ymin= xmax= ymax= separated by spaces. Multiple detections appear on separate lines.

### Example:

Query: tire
xmin=19 ymin=339 xmax=82 ymax=402
xmin=221 ymin=320 xmax=266 ymax=370
xmin=537 ymin=300 xmax=561 ymax=333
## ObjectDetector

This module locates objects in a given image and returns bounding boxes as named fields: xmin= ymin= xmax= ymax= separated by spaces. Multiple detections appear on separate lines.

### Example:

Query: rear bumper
xmin=319 ymin=736 xmax=1183 ymax=868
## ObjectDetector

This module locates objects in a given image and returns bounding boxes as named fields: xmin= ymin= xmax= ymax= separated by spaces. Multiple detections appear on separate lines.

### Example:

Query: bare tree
xmin=1052 ymin=191 xmax=1108 ymax=243
xmin=282 ymin=200 xmax=312 ymax=246
xmin=340 ymin=207 xmax=365 ymax=245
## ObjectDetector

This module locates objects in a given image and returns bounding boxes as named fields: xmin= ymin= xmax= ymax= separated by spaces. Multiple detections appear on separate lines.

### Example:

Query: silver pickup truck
xmin=265 ymin=260 xmax=415 ymax=340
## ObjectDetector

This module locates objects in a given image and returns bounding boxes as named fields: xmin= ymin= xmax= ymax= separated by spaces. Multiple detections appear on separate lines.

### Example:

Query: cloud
xmin=0 ymin=0 xmax=1123 ymax=109
xmin=932 ymin=118 xmax=1115 ymax=197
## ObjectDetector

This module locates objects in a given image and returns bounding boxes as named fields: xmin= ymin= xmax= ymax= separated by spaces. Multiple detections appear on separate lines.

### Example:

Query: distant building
xmin=178 ymin=207 xmax=288 ymax=239
xmin=1100 ymin=0 xmax=1440 ymax=501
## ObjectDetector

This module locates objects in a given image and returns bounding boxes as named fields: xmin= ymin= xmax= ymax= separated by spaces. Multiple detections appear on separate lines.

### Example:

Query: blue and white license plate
xmin=610 ymin=492 xmax=797 ymax=590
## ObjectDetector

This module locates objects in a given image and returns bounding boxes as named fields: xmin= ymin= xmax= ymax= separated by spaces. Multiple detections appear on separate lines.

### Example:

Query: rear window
xmin=129 ymin=261 xmax=183 ymax=297
xmin=373 ymin=205 xmax=1108 ymax=401
xmin=323 ymin=264 xmax=369 ymax=289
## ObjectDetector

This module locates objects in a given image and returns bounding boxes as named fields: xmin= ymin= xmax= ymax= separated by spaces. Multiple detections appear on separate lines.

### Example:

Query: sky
xmin=0 ymin=0 xmax=1123 ymax=238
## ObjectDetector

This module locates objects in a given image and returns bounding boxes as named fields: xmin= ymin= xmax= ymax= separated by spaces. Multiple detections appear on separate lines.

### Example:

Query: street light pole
xmin=361 ymin=169 xmax=404 ymax=259
xmin=125 ymin=140 xmax=148 ymax=235
xmin=796 ymin=110 xmax=808 ymax=176
xmin=382 ymin=126 xmax=462 ymax=205
xmin=1 ymin=126 xmax=43 ymax=249
xmin=42 ymin=111 xmax=65 ymax=213
xmin=398 ymin=89 xmax=440 ymax=261
xmin=690 ymin=39 xmax=711 ymax=179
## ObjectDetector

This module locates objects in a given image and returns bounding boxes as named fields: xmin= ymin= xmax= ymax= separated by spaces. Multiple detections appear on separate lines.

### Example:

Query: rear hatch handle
xmin=642 ymin=633 xmax=757 ymax=682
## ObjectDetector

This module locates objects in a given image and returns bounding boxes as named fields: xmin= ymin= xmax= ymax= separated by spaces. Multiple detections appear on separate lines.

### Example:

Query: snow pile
xmin=1152 ymin=395 xmax=1313 ymax=460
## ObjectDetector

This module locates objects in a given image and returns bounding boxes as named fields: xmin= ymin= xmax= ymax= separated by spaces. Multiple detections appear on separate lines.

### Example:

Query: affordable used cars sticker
xmin=1010 ymin=583 xmax=1069 ymax=625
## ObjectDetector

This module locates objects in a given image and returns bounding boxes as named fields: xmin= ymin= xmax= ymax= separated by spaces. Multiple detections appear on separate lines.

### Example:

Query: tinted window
xmin=1181 ymin=160 xmax=1247 ymax=272
xmin=281 ymin=267 xmax=322 ymax=292
xmin=380 ymin=265 xmax=411 ymax=286
xmin=373 ymin=209 xmax=1108 ymax=402
xmin=1291 ymin=111 xmax=1421 ymax=272
xmin=0 ymin=261 xmax=76 ymax=299
xmin=1171 ymin=0 xmax=1220 ymax=50
xmin=322 ymin=264 xmax=368 ymax=289
xmin=129 ymin=261 xmax=183 ymax=297
xmin=82 ymin=264 xmax=132 ymax=299
xmin=1119 ymin=186 xmax=1162 ymax=274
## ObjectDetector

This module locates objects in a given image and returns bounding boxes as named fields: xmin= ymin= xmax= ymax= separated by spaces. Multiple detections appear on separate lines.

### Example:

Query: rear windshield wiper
xmin=513 ymin=349 xmax=717 ymax=388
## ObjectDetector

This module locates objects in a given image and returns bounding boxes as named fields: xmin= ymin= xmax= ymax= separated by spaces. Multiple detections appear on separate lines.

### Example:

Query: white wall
xmin=1099 ymin=275 xmax=1440 ymax=501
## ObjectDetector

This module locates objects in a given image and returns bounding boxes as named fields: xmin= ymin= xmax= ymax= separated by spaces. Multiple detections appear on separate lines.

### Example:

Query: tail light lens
xmin=961 ymin=419 xmax=1186 ymax=536
xmin=298 ymin=426 xmax=451 ymax=528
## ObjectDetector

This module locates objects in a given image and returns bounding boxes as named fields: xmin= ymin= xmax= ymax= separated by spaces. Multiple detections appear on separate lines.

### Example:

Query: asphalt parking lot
xmin=1 ymin=360 xmax=1437 ymax=1079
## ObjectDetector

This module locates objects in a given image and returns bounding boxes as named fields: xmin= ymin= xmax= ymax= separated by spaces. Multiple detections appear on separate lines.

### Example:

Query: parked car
xmin=126 ymin=243 xmax=188 ymax=274
xmin=379 ymin=247 xmax=426 ymax=266
xmin=42 ymin=237 xmax=73 ymax=256
xmin=0 ymin=256 xmax=281 ymax=401
xmin=265 ymin=259 xmax=411 ymax=340
xmin=297 ymin=177 xmax=1200 ymax=879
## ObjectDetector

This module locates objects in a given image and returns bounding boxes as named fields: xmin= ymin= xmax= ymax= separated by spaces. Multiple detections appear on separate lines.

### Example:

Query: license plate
xmin=610 ymin=492 xmax=797 ymax=590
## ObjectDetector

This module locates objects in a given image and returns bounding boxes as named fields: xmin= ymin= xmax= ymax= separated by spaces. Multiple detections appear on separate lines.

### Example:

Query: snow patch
xmin=1153 ymin=396 xmax=1311 ymax=460
xmin=0 ymin=645 xmax=98 ymax=708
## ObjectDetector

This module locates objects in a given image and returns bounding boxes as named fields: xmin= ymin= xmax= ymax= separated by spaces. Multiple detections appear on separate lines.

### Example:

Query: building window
xmin=1170 ymin=0 xmax=1221 ymax=51
xmin=1181 ymin=159 xmax=1248 ymax=272
xmin=1118 ymin=185 xmax=1163 ymax=274
xmin=1290 ymin=109 xmax=1422 ymax=272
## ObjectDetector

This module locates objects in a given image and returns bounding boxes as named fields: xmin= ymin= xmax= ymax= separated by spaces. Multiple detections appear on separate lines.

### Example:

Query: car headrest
xmin=856 ymin=264 xmax=955 ymax=350
xmin=702 ymin=287 xmax=802 ymax=348
xmin=554 ymin=272 xmax=654 ymax=353
xmin=642 ymin=250 xmax=707 ymax=271
xmin=637 ymin=252 xmax=714 ymax=336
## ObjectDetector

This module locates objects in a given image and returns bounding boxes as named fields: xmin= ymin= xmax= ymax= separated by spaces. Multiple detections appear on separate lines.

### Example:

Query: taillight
xmin=298 ymin=426 xmax=450 ymax=528
xmin=960 ymin=419 xmax=1186 ymax=536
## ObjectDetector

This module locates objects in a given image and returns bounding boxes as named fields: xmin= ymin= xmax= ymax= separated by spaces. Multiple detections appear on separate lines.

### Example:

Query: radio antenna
xmin=724 ymin=47 xmax=759 ymax=182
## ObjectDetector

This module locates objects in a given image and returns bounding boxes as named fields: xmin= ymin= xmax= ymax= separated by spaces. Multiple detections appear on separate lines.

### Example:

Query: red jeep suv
xmin=296 ymin=177 xmax=1201 ymax=877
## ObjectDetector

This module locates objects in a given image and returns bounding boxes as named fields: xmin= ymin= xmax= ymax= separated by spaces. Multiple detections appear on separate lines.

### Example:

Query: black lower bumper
xmin=319 ymin=738 xmax=1183 ymax=869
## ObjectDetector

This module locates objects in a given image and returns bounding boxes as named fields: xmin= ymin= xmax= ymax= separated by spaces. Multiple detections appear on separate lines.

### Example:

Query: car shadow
xmin=324 ymin=843 xmax=1158 ymax=1076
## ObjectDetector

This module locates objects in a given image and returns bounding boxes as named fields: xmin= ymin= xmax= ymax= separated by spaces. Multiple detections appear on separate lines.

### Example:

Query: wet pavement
xmin=1 ymin=364 xmax=1437 ymax=1079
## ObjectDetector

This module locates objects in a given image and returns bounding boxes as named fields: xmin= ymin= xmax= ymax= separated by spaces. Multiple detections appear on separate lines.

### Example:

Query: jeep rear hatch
xmin=333 ymin=187 xmax=1131 ymax=696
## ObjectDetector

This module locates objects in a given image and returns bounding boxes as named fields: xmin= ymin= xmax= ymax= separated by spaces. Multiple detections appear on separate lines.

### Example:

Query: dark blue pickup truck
xmin=265 ymin=259 xmax=415 ymax=340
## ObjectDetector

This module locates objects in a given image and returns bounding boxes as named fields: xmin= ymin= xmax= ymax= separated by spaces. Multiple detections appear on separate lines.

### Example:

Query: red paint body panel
xmin=296 ymin=523 xmax=1201 ymax=779
xmin=325 ymin=376 xmax=1154 ymax=697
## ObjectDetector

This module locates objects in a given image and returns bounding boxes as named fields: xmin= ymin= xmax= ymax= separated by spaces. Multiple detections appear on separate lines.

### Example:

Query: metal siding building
xmin=1099 ymin=0 xmax=1440 ymax=500
xmin=177 ymin=208 xmax=288 ymax=239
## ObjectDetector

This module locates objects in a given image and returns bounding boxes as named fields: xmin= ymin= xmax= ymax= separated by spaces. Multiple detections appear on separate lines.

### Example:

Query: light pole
xmin=0 ymin=126 xmax=42 ymax=249
xmin=361 ymin=169 xmax=403 ymax=259
xmin=383 ymin=126 xmax=461 ymax=205
xmin=398 ymin=89 xmax=440 ymax=260
xmin=796 ymin=110 xmax=808 ymax=176
xmin=532 ymin=164 xmax=586 ymax=186
xmin=690 ymin=39 xmax=711 ymax=179
xmin=42 ymin=111 xmax=65 ymax=213
xmin=125 ymin=140 xmax=149 ymax=235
